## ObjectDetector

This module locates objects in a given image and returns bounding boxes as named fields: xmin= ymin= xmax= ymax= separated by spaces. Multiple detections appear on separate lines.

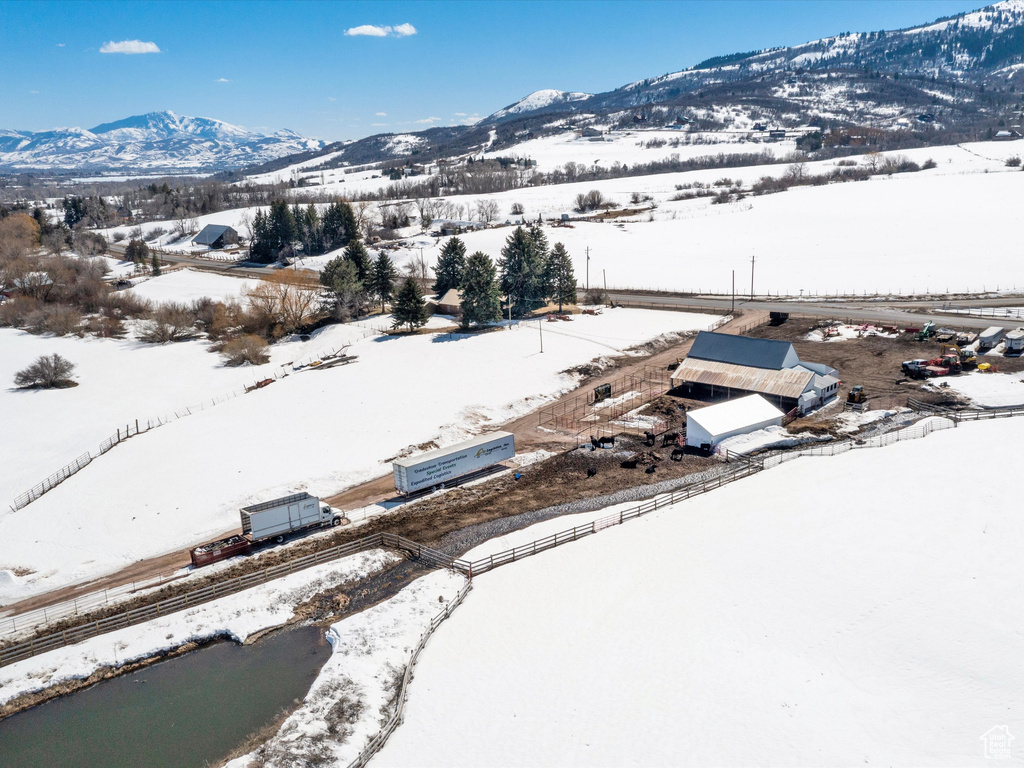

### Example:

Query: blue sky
xmin=0 ymin=0 xmax=989 ymax=140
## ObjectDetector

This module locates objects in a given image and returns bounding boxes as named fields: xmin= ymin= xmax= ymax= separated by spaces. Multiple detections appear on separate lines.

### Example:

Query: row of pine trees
xmin=315 ymin=225 xmax=576 ymax=333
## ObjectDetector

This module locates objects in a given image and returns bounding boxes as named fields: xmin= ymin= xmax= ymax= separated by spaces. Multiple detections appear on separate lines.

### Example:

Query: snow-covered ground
xmin=125 ymin=268 xmax=259 ymax=305
xmin=376 ymin=415 xmax=1024 ymax=767
xmin=0 ymin=309 xmax=717 ymax=602
xmin=938 ymin=370 xmax=1024 ymax=407
xmin=715 ymin=423 xmax=831 ymax=455
xmin=0 ymin=327 xmax=295 ymax=507
xmin=97 ymin=137 xmax=1024 ymax=297
xmin=0 ymin=549 xmax=397 ymax=707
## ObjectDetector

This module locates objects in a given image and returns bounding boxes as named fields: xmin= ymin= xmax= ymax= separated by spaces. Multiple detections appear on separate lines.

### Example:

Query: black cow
xmin=670 ymin=447 xmax=685 ymax=461
xmin=586 ymin=467 xmax=598 ymax=478
xmin=644 ymin=465 xmax=657 ymax=474
xmin=662 ymin=431 xmax=679 ymax=447
xmin=621 ymin=458 xmax=638 ymax=469
xmin=643 ymin=431 xmax=656 ymax=446
xmin=599 ymin=435 xmax=616 ymax=448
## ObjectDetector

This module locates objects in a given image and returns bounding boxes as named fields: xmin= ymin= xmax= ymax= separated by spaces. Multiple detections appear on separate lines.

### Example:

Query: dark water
xmin=0 ymin=624 xmax=330 ymax=768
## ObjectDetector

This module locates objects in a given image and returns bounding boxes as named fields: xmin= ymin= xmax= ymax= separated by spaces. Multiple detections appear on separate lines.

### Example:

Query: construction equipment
xmin=941 ymin=343 xmax=976 ymax=369
xmin=924 ymin=353 xmax=962 ymax=377
xmin=846 ymin=385 xmax=867 ymax=404
xmin=917 ymin=321 xmax=935 ymax=342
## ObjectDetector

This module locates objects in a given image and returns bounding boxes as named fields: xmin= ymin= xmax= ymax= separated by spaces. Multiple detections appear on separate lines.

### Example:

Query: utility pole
xmin=731 ymin=269 xmax=735 ymax=313
xmin=539 ymin=315 xmax=543 ymax=353
xmin=585 ymin=247 xmax=590 ymax=292
xmin=750 ymin=253 xmax=756 ymax=301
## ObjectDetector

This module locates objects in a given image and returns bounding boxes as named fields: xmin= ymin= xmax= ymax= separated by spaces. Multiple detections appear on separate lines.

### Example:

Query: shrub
xmin=112 ymin=231 xmax=126 ymax=243
xmin=137 ymin=301 xmax=196 ymax=342
xmin=220 ymin=334 xmax=270 ymax=366
xmin=1006 ymin=156 xmax=1022 ymax=168
xmin=75 ymin=230 xmax=108 ymax=255
xmin=510 ymin=202 xmax=525 ymax=215
xmin=14 ymin=354 xmax=76 ymax=388
xmin=25 ymin=304 xmax=83 ymax=336
xmin=922 ymin=158 xmax=938 ymax=170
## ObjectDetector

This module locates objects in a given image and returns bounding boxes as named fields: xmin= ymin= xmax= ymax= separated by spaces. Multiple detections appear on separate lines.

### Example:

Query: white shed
xmin=686 ymin=394 xmax=785 ymax=450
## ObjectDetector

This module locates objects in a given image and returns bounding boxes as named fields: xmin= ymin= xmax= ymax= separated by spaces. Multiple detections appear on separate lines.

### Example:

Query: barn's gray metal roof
xmin=688 ymin=331 xmax=798 ymax=370
xmin=192 ymin=224 xmax=236 ymax=245
xmin=670 ymin=358 xmax=814 ymax=401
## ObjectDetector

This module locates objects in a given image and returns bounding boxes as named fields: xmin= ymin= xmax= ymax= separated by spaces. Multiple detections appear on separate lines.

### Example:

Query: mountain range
xmin=3 ymin=1 xmax=1023 ymax=175
xmin=0 ymin=111 xmax=324 ymax=173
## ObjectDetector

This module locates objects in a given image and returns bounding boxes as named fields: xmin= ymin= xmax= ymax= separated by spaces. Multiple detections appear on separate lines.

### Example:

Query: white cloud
xmin=56 ymin=43 xmax=65 ymax=48
xmin=100 ymin=39 xmax=161 ymax=54
xmin=453 ymin=112 xmax=467 ymax=117
xmin=328 ymin=97 xmax=337 ymax=102
xmin=215 ymin=77 xmax=231 ymax=83
xmin=344 ymin=23 xmax=417 ymax=38
xmin=371 ymin=122 xmax=389 ymax=127
xmin=414 ymin=116 xmax=441 ymax=124
xmin=29 ymin=90 xmax=40 ymax=95
xmin=375 ymin=111 xmax=387 ymax=116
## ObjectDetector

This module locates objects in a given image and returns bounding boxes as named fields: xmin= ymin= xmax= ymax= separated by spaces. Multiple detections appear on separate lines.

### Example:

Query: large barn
xmin=670 ymin=332 xmax=839 ymax=414
xmin=192 ymin=224 xmax=239 ymax=250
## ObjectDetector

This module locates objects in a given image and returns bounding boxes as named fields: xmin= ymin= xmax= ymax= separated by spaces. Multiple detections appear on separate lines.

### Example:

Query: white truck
xmin=392 ymin=431 xmax=515 ymax=494
xmin=240 ymin=492 xmax=342 ymax=543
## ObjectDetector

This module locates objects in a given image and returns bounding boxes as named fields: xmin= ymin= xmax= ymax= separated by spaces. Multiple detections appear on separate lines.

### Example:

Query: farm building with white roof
xmin=670 ymin=331 xmax=839 ymax=413
xmin=685 ymin=394 xmax=785 ymax=450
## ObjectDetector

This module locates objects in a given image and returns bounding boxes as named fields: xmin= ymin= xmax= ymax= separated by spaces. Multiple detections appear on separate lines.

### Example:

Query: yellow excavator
xmin=941 ymin=343 xmax=977 ymax=369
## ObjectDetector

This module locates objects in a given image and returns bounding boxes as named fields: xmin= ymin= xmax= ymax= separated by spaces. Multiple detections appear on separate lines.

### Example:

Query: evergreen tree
xmin=321 ymin=200 xmax=359 ymax=250
xmin=370 ymin=252 xmax=398 ymax=313
xmin=125 ymin=238 xmax=149 ymax=264
xmin=432 ymin=236 xmax=467 ymax=296
xmin=343 ymin=238 xmax=371 ymax=283
xmin=498 ymin=226 xmax=545 ymax=316
xmin=320 ymin=258 xmax=366 ymax=322
xmin=529 ymin=225 xmax=552 ymax=298
xmin=545 ymin=242 xmax=577 ymax=311
xmin=268 ymin=200 xmax=297 ymax=256
xmin=460 ymin=251 xmax=502 ymax=329
xmin=151 ymin=252 xmax=161 ymax=277
xmin=391 ymin=277 xmax=429 ymax=332
xmin=249 ymin=209 xmax=275 ymax=263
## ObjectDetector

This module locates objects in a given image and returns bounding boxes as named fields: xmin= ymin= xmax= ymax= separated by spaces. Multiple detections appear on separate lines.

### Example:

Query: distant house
xmin=436 ymin=288 xmax=462 ymax=315
xmin=916 ymin=113 xmax=936 ymax=123
xmin=752 ymin=123 xmax=768 ymax=132
xmin=767 ymin=129 xmax=787 ymax=141
xmin=994 ymin=129 xmax=1021 ymax=141
xmin=192 ymin=224 xmax=239 ymax=249
xmin=115 ymin=205 xmax=133 ymax=222
xmin=581 ymin=127 xmax=602 ymax=138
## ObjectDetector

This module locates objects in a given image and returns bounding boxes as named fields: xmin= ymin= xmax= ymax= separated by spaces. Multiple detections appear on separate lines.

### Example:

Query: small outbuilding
xmin=436 ymin=288 xmax=463 ymax=315
xmin=192 ymin=224 xmax=239 ymax=249
xmin=685 ymin=394 xmax=785 ymax=451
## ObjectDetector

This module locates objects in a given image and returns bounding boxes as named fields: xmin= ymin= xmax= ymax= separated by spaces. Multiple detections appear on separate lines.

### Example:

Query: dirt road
xmin=2 ymin=308 xmax=752 ymax=620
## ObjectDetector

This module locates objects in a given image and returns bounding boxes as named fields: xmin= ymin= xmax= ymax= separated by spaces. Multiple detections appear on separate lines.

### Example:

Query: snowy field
xmin=0 ymin=308 xmax=717 ymax=602
xmin=938 ymin=370 xmax=1024 ymax=407
xmin=376 ymin=415 xmax=1024 ymax=767
xmin=125 ymin=268 xmax=259 ymax=305
xmin=0 ymin=327 xmax=290 ymax=507
xmin=94 ymin=137 xmax=1024 ymax=297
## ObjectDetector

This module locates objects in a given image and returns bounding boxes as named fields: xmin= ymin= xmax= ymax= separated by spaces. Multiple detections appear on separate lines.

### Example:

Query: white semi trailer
xmin=240 ymin=492 xmax=342 ymax=543
xmin=392 ymin=431 xmax=515 ymax=494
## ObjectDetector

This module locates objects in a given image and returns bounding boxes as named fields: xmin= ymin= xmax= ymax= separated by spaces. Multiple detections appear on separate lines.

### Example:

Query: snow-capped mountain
xmin=0 ymin=111 xmax=324 ymax=172
xmin=487 ymin=90 xmax=593 ymax=121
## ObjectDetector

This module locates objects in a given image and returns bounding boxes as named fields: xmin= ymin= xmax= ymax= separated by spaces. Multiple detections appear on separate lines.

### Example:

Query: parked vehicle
xmin=240 ymin=492 xmax=342 ymax=544
xmin=190 ymin=535 xmax=251 ymax=568
xmin=979 ymin=326 xmax=1005 ymax=350
xmin=902 ymin=359 xmax=932 ymax=379
xmin=393 ymin=431 xmax=515 ymax=494
xmin=1004 ymin=329 xmax=1024 ymax=354
xmin=846 ymin=385 xmax=867 ymax=404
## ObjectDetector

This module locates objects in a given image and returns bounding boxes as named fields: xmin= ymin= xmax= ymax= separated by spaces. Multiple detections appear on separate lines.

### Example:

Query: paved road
xmin=108 ymin=242 xmax=277 ymax=279
xmin=604 ymin=291 xmax=1021 ymax=331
